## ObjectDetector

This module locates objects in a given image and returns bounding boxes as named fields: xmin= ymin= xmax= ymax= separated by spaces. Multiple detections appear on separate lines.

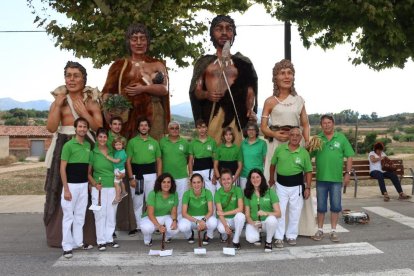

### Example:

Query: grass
xmin=0 ymin=167 xmax=46 ymax=195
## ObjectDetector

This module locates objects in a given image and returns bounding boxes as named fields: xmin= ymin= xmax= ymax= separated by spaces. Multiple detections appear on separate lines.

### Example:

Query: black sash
xmin=66 ymin=163 xmax=89 ymax=183
xmin=193 ymin=157 xmax=213 ymax=171
xmin=277 ymin=172 xmax=303 ymax=187
xmin=131 ymin=162 xmax=156 ymax=179
xmin=218 ymin=160 xmax=238 ymax=175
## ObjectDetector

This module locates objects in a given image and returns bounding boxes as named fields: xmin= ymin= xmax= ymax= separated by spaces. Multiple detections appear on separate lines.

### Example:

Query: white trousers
xmin=217 ymin=212 xmax=246 ymax=243
xmin=175 ymin=178 xmax=189 ymax=218
xmin=239 ymin=177 xmax=247 ymax=191
xmin=140 ymin=215 xmax=179 ymax=244
xmin=130 ymin=173 xmax=156 ymax=229
xmin=275 ymin=184 xmax=304 ymax=240
xmin=245 ymin=216 xmax=278 ymax=244
xmin=61 ymin=182 xmax=88 ymax=251
xmin=92 ymin=187 xmax=118 ymax=245
xmin=178 ymin=216 xmax=218 ymax=239
xmin=193 ymin=169 xmax=216 ymax=197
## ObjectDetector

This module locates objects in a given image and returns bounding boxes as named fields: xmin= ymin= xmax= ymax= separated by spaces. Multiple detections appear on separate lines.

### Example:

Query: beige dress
xmin=264 ymin=94 xmax=316 ymax=236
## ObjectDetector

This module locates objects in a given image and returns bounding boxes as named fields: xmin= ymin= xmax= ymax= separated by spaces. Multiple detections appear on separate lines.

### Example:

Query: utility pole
xmin=284 ymin=21 xmax=291 ymax=60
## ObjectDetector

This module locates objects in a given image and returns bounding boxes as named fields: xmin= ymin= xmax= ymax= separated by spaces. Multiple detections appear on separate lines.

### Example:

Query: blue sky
xmin=1 ymin=1 xmax=413 ymax=117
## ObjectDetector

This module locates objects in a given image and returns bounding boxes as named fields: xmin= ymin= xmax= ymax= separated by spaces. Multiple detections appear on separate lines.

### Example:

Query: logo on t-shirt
xmin=333 ymin=141 xmax=341 ymax=149
xmin=168 ymin=200 xmax=174 ymax=204
xmin=201 ymin=200 xmax=207 ymax=205
xmin=295 ymin=157 xmax=302 ymax=165
xmin=207 ymin=145 xmax=212 ymax=151
xmin=262 ymin=197 xmax=270 ymax=202
xmin=179 ymin=144 xmax=184 ymax=151
xmin=148 ymin=144 xmax=154 ymax=151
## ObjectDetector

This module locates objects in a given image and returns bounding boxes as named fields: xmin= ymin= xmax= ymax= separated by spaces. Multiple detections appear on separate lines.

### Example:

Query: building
xmin=0 ymin=126 xmax=52 ymax=159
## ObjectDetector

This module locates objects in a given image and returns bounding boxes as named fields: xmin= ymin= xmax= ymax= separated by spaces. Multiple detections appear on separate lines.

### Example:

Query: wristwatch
xmin=345 ymin=171 xmax=352 ymax=175
xmin=201 ymin=217 xmax=207 ymax=222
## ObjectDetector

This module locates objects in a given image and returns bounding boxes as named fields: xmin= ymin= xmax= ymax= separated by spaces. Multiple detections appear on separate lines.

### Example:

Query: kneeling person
xmin=140 ymin=173 xmax=179 ymax=246
xmin=215 ymin=169 xmax=245 ymax=250
xmin=244 ymin=169 xmax=281 ymax=253
xmin=178 ymin=173 xmax=217 ymax=245
xmin=269 ymin=127 xmax=312 ymax=248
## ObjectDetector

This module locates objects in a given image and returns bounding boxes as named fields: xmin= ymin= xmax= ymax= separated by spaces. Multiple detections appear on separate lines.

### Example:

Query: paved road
xmin=1 ymin=196 xmax=413 ymax=276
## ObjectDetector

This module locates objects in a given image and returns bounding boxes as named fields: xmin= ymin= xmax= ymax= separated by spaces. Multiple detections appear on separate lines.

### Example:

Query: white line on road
xmin=316 ymin=268 xmax=414 ymax=276
xmin=363 ymin=207 xmax=414 ymax=229
xmin=53 ymin=242 xmax=382 ymax=267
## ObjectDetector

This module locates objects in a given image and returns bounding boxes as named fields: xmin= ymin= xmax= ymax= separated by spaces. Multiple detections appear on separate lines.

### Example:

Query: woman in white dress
xmin=260 ymin=59 xmax=315 ymax=237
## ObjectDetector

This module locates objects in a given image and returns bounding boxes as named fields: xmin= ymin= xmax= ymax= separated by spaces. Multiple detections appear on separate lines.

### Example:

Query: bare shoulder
xmin=86 ymin=100 xmax=101 ymax=112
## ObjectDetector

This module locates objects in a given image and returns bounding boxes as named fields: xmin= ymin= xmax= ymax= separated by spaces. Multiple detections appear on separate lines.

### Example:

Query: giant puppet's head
xmin=125 ymin=23 xmax=151 ymax=55
xmin=272 ymin=59 xmax=297 ymax=97
xmin=209 ymin=15 xmax=237 ymax=48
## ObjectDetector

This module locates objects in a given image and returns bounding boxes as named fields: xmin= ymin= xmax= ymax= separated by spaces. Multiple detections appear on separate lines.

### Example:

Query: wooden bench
xmin=312 ymin=159 xmax=414 ymax=198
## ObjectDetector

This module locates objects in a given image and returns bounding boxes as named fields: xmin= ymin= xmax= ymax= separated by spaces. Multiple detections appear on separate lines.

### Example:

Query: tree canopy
xmin=28 ymin=0 xmax=414 ymax=70
xmin=258 ymin=0 xmax=414 ymax=70
xmin=27 ymin=0 xmax=251 ymax=68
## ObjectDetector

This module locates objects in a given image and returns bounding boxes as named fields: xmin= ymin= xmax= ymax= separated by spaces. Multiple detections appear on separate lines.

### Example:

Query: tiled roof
xmin=0 ymin=126 xmax=52 ymax=137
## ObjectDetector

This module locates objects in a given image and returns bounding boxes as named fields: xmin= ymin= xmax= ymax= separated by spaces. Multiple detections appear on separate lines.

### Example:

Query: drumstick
xmin=161 ymin=226 xmax=165 ymax=250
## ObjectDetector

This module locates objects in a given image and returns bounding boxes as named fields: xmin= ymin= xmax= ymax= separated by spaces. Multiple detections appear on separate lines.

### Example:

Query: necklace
xmin=274 ymin=95 xmax=294 ymax=107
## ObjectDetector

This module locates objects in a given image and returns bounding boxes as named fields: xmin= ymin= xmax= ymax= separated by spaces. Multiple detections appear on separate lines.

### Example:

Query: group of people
xmin=44 ymin=13 xmax=403 ymax=260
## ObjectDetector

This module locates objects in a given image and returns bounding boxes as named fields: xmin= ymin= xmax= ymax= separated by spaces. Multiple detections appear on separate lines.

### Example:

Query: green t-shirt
xmin=313 ymin=132 xmax=355 ymax=182
xmin=89 ymin=146 xmax=115 ymax=188
xmin=113 ymin=149 xmax=127 ymax=171
xmin=189 ymin=136 xmax=216 ymax=158
xmin=214 ymin=144 xmax=242 ymax=162
xmin=126 ymin=135 xmax=161 ymax=164
xmin=61 ymin=137 xmax=91 ymax=164
xmin=160 ymin=136 xmax=189 ymax=179
xmin=244 ymin=189 xmax=279 ymax=221
xmin=142 ymin=191 xmax=178 ymax=217
xmin=240 ymin=138 xmax=267 ymax=177
xmin=182 ymin=188 xmax=213 ymax=217
xmin=271 ymin=144 xmax=312 ymax=175
xmin=214 ymin=186 xmax=243 ymax=218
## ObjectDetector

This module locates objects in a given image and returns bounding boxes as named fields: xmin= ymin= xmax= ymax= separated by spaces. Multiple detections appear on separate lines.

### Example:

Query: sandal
xmin=383 ymin=193 xmax=390 ymax=202
xmin=398 ymin=193 xmax=412 ymax=200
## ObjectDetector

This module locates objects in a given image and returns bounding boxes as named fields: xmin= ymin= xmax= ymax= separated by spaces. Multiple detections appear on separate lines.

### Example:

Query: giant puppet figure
xmin=102 ymin=23 xmax=170 ymax=141
xmin=189 ymin=15 xmax=258 ymax=146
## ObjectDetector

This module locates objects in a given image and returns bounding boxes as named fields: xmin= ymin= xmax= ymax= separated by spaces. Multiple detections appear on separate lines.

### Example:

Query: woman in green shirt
xmin=244 ymin=168 xmax=281 ymax=252
xmin=88 ymin=128 xmax=121 ymax=251
xmin=178 ymin=173 xmax=217 ymax=245
xmin=215 ymin=169 xmax=245 ymax=250
xmin=140 ymin=173 xmax=179 ymax=246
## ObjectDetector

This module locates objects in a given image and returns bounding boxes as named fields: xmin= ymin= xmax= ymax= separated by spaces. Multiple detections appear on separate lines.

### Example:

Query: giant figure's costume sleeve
xmin=189 ymin=52 xmax=258 ymax=131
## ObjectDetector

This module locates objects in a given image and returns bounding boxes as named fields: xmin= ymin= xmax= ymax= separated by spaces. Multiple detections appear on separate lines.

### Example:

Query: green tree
xmin=27 ymin=0 xmax=251 ymax=68
xmin=259 ymin=0 xmax=414 ymax=70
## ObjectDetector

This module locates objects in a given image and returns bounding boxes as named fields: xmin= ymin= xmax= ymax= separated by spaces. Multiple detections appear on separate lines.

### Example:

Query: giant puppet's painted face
xmin=209 ymin=15 xmax=237 ymax=48
xmin=125 ymin=23 xmax=150 ymax=56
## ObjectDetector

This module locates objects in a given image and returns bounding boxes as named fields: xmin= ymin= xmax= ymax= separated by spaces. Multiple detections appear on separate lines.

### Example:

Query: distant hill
xmin=0 ymin=98 xmax=265 ymax=122
xmin=0 ymin=97 xmax=51 ymax=111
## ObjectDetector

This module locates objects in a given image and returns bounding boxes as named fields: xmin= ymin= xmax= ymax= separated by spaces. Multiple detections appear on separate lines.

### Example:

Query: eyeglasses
xmin=169 ymin=127 xmax=179 ymax=130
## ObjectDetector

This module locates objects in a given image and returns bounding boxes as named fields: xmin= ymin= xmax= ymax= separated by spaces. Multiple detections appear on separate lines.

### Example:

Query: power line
xmin=0 ymin=30 xmax=46 ymax=33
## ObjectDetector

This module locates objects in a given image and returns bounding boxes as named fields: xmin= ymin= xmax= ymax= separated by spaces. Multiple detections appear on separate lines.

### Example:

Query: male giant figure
xmin=189 ymin=15 xmax=258 ymax=146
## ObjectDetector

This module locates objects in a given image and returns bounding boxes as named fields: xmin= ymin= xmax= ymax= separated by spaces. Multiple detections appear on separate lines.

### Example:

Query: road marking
xmin=316 ymin=268 xmax=414 ymax=276
xmin=53 ymin=242 xmax=382 ymax=267
xmin=364 ymin=207 xmax=414 ymax=229
xmin=323 ymin=224 xmax=349 ymax=233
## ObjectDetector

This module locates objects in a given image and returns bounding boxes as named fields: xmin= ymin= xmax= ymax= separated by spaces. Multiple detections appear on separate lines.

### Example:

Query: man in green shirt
xmin=107 ymin=116 xmax=136 ymax=235
xmin=311 ymin=115 xmax=354 ymax=243
xmin=189 ymin=119 xmax=217 ymax=197
xmin=269 ymin=127 xmax=312 ymax=248
xmin=160 ymin=121 xmax=189 ymax=217
xmin=126 ymin=118 xmax=162 ymax=236
xmin=60 ymin=117 xmax=92 ymax=258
